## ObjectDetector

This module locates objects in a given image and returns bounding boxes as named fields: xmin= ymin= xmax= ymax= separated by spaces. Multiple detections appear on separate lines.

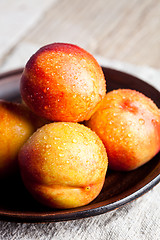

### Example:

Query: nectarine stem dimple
xmin=121 ymin=99 xmax=138 ymax=114
xmin=85 ymin=186 xmax=91 ymax=191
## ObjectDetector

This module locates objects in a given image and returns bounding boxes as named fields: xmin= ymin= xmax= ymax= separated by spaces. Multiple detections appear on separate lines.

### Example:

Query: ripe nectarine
xmin=86 ymin=89 xmax=160 ymax=171
xmin=18 ymin=122 xmax=108 ymax=209
xmin=20 ymin=43 xmax=106 ymax=122
xmin=0 ymin=100 xmax=44 ymax=178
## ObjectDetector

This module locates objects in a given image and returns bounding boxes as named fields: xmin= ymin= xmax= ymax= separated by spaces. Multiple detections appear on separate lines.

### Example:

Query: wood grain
xmin=0 ymin=0 xmax=57 ymax=65
xmin=23 ymin=0 xmax=160 ymax=68
xmin=0 ymin=0 xmax=160 ymax=70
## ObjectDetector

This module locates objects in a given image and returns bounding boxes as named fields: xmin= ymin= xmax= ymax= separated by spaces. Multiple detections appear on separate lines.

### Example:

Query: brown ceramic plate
xmin=0 ymin=67 xmax=160 ymax=223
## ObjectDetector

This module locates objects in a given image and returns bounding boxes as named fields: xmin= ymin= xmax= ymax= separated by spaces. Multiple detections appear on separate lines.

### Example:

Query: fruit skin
xmin=86 ymin=89 xmax=160 ymax=171
xmin=18 ymin=122 xmax=108 ymax=209
xmin=20 ymin=43 xmax=106 ymax=122
xmin=0 ymin=100 xmax=45 ymax=178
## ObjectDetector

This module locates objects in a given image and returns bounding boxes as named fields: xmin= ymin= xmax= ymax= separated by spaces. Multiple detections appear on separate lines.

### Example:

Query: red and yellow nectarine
xmin=20 ymin=43 xmax=106 ymax=122
xmin=0 ymin=100 xmax=44 ymax=178
xmin=86 ymin=89 xmax=160 ymax=171
xmin=18 ymin=122 xmax=108 ymax=209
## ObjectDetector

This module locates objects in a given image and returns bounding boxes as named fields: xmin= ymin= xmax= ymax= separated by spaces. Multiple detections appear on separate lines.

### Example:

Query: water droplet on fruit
xmin=139 ymin=118 xmax=145 ymax=125
xmin=128 ymin=133 xmax=131 ymax=137
xmin=151 ymin=119 xmax=158 ymax=125
xmin=91 ymin=94 xmax=95 ymax=101
xmin=72 ymin=139 xmax=77 ymax=143
xmin=59 ymin=153 xmax=64 ymax=157
xmin=43 ymin=88 xmax=49 ymax=93
xmin=85 ymin=186 xmax=90 ymax=191
xmin=46 ymin=144 xmax=51 ymax=149
xmin=54 ymin=137 xmax=60 ymax=140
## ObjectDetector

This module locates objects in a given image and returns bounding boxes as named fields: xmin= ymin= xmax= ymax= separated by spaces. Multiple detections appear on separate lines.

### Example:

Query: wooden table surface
xmin=0 ymin=0 xmax=160 ymax=72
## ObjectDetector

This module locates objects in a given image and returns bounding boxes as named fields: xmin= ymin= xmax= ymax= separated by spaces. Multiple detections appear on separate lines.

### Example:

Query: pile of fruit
xmin=0 ymin=43 xmax=160 ymax=209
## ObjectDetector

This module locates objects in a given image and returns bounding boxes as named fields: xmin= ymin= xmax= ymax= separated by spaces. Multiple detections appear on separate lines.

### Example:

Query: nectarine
xmin=18 ymin=122 xmax=108 ymax=209
xmin=0 ymin=100 xmax=44 ymax=178
xmin=86 ymin=89 xmax=160 ymax=171
xmin=20 ymin=43 xmax=106 ymax=122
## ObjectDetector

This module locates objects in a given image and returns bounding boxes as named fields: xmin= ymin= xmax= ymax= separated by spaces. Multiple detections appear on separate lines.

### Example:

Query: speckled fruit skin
xmin=86 ymin=89 xmax=160 ymax=171
xmin=0 ymin=100 xmax=44 ymax=178
xmin=18 ymin=122 xmax=108 ymax=209
xmin=20 ymin=43 xmax=106 ymax=122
